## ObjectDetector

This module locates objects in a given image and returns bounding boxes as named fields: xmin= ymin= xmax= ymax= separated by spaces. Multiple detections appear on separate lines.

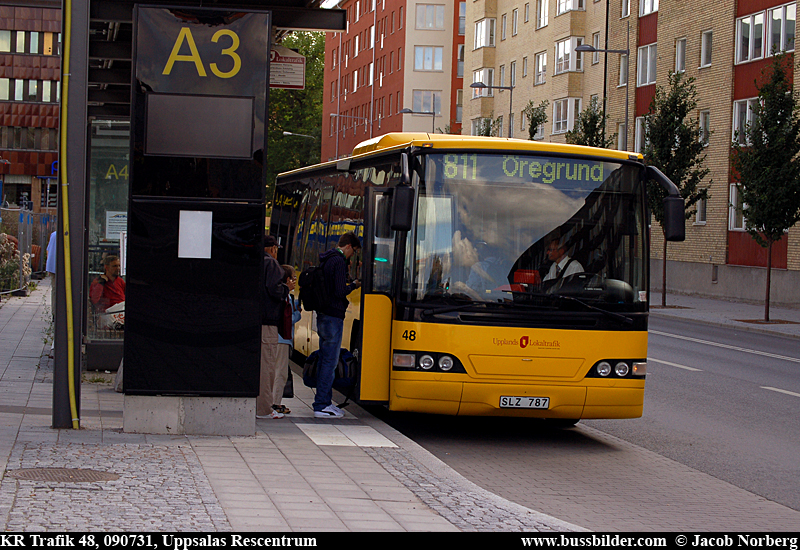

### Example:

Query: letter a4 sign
xmin=270 ymin=46 xmax=305 ymax=90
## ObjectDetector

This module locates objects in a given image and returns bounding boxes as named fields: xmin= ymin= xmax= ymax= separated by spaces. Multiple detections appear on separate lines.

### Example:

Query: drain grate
xmin=6 ymin=468 xmax=120 ymax=483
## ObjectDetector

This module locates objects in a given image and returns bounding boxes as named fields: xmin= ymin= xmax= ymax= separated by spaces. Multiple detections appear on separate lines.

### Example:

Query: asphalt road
xmin=370 ymin=317 xmax=800 ymax=530
xmin=585 ymin=316 xmax=800 ymax=511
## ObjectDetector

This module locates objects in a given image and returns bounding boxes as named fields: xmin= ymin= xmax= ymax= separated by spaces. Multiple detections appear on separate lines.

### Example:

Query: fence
xmin=0 ymin=207 xmax=57 ymax=295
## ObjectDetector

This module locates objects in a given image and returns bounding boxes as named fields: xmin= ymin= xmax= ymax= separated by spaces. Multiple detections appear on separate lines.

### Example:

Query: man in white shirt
xmin=542 ymin=239 xmax=583 ymax=282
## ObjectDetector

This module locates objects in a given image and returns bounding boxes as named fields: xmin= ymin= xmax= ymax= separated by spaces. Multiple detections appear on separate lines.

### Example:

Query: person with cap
xmin=258 ymin=235 xmax=290 ymax=419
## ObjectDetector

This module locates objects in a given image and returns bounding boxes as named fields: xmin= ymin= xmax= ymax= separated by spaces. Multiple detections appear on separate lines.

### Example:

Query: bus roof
xmin=276 ymin=132 xmax=642 ymax=180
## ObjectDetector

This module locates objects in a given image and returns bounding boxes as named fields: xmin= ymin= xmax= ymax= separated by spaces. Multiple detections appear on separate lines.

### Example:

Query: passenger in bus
xmin=542 ymin=239 xmax=583 ymax=282
xmin=314 ymin=232 xmax=361 ymax=419
xmin=258 ymin=235 xmax=291 ymax=420
xmin=464 ymin=241 xmax=508 ymax=297
xmin=89 ymin=255 xmax=125 ymax=313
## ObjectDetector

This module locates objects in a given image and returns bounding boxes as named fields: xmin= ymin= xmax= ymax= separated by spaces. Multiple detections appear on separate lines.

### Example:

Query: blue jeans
xmin=313 ymin=313 xmax=344 ymax=412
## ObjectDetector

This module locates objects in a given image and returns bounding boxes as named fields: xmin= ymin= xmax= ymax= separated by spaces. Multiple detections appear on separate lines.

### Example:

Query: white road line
xmin=650 ymin=330 xmax=800 ymax=364
xmin=761 ymin=386 xmax=800 ymax=398
xmin=648 ymin=358 xmax=702 ymax=372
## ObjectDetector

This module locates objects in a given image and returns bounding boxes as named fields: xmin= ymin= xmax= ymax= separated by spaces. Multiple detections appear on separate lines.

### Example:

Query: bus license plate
xmin=500 ymin=396 xmax=550 ymax=409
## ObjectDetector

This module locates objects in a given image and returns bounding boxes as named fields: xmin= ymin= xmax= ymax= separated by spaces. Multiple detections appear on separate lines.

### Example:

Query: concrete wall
xmin=651 ymin=259 xmax=800 ymax=308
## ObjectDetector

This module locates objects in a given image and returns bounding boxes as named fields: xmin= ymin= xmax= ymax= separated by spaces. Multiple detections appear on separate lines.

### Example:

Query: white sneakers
xmin=256 ymin=410 xmax=284 ymax=419
xmin=314 ymin=404 xmax=345 ymax=418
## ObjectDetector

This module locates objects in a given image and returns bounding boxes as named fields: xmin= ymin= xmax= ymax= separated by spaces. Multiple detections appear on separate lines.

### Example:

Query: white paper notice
xmin=178 ymin=210 xmax=213 ymax=259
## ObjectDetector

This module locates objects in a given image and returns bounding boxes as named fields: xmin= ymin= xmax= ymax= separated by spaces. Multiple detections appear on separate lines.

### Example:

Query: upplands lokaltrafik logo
xmin=493 ymin=336 xmax=560 ymax=349
xmin=520 ymin=336 xmax=529 ymax=349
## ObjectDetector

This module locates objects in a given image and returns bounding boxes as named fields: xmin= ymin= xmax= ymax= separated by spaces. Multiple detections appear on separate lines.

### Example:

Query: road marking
xmin=650 ymin=330 xmax=800 ymax=364
xmin=648 ymin=357 xmax=702 ymax=372
xmin=761 ymin=386 xmax=800 ymax=398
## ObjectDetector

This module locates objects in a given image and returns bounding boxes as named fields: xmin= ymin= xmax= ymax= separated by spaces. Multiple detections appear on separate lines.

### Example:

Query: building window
xmin=621 ymin=0 xmax=630 ymax=18
xmin=695 ymin=197 xmax=707 ymax=225
xmin=512 ymin=9 xmax=519 ymax=35
xmin=637 ymin=43 xmax=657 ymax=86
xmin=522 ymin=56 xmax=528 ymax=77
xmin=634 ymin=116 xmax=648 ymax=152
xmin=617 ymin=122 xmax=627 ymax=150
xmin=737 ymin=12 xmax=765 ymax=63
xmin=536 ymin=0 xmax=549 ymax=28
xmin=733 ymin=98 xmax=759 ymax=145
xmin=501 ymin=14 xmax=507 ymax=41
xmin=497 ymin=116 xmax=504 ymax=137
xmin=701 ymin=30 xmax=713 ymax=67
xmin=417 ymin=4 xmax=444 ymax=31
xmin=472 ymin=68 xmax=495 ymax=97
xmin=0 ymin=78 xmax=8 ymax=101
xmin=534 ymin=51 xmax=547 ymax=85
xmin=675 ymin=38 xmax=686 ymax=73
xmin=555 ymin=37 xmax=583 ymax=74
xmin=475 ymin=18 xmax=496 ymax=49
xmin=0 ymin=30 xmax=10 ymax=53
xmin=456 ymin=89 xmax=463 ymax=123
xmin=769 ymin=3 xmax=796 ymax=54
xmin=499 ymin=64 xmax=506 ymax=87
xmin=592 ymin=32 xmax=600 ymax=64
xmin=729 ymin=184 xmax=746 ymax=231
xmin=557 ymin=0 xmax=585 ymax=16
xmin=553 ymin=98 xmax=580 ymax=133
xmin=414 ymin=46 xmax=443 ymax=71
xmin=457 ymin=45 xmax=465 ymax=77
xmin=459 ymin=2 xmax=466 ymax=35
xmin=699 ymin=109 xmax=710 ymax=146
xmin=619 ymin=54 xmax=629 ymax=86
xmin=525 ymin=3 xmax=530 ymax=22
xmin=640 ymin=0 xmax=658 ymax=17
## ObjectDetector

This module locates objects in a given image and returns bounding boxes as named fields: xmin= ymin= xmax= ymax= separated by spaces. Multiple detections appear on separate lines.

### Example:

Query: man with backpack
xmin=313 ymin=232 xmax=361 ymax=418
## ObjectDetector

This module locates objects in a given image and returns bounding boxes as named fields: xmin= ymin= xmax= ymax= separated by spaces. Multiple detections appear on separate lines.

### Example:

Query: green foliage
xmin=565 ymin=97 xmax=616 ymax=148
xmin=732 ymin=52 xmax=800 ymax=248
xmin=265 ymin=32 xmax=325 ymax=205
xmin=523 ymin=100 xmax=549 ymax=141
xmin=644 ymin=72 xmax=710 ymax=225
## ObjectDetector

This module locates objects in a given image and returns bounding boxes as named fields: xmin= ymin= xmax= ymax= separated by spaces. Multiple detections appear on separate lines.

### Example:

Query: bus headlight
xmin=439 ymin=355 xmax=454 ymax=371
xmin=596 ymin=361 xmax=612 ymax=376
xmin=419 ymin=355 xmax=435 ymax=370
xmin=615 ymin=362 xmax=630 ymax=377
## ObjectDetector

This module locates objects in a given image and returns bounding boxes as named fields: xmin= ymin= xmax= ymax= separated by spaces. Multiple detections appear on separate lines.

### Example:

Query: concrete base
xmin=123 ymin=395 xmax=256 ymax=436
xmin=651 ymin=259 xmax=800 ymax=307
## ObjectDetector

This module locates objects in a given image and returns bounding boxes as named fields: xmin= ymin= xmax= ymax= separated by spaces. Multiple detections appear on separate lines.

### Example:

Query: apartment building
xmin=464 ymin=0 xmax=799 ymax=304
xmin=0 ymin=3 xmax=60 ymax=214
xmin=321 ymin=0 xmax=465 ymax=161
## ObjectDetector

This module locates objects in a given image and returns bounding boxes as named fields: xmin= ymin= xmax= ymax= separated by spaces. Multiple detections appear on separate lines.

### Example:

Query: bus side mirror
xmin=662 ymin=196 xmax=685 ymax=242
xmin=390 ymin=185 xmax=415 ymax=232
xmin=400 ymin=152 xmax=412 ymax=186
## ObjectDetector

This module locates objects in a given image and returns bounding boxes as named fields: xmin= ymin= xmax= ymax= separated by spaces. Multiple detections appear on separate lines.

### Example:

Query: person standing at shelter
xmin=273 ymin=264 xmax=301 ymax=416
xmin=46 ymin=230 xmax=57 ymax=319
xmin=313 ymin=232 xmax=361 ymax=419
xmin=258 ymin=235 xmax=290 ymax=419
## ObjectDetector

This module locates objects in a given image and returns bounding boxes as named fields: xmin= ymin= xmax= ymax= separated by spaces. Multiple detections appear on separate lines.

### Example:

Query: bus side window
xmin=372 ymin=193 xmax=395 ymax=293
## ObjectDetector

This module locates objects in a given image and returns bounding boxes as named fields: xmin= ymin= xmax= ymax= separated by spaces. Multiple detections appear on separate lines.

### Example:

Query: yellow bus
xmin=271 ymin=133 xmax=685 ymax=424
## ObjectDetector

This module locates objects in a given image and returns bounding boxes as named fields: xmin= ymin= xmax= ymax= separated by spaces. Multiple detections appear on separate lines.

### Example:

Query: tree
xmin=523 ymin=100 xmax=548 ymax=140
xmin=643 ymin=71 xmax=710 ymax=307
xmin=732 ymin=52 xmax=800 ymax=321
xmin=266 ymin=32 xmax=325 ymax=206
xmin=566 ymin=96 xmax=616 ymax=148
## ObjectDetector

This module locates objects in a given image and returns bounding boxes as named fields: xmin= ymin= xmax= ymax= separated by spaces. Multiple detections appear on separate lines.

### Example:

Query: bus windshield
xmin=403 ymin=152 xmax=648 ymax=313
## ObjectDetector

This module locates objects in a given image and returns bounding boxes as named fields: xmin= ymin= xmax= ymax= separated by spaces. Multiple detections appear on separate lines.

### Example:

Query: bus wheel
xmin=545 ymin=418 xmax=579 ymax=428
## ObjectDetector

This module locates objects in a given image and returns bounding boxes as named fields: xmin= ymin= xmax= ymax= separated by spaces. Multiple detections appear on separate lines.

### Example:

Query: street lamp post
xmin=469 ymin=81 xmax=514 ymax=138
xmin=575 ymin=20 xmax=630 ymax=150
xmin=399 ymin=108 xmax=436 ymax=133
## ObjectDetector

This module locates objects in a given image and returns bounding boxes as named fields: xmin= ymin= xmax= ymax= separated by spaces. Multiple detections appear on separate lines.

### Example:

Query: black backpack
xmin=298 ymin=256 xmax=331 ymax=312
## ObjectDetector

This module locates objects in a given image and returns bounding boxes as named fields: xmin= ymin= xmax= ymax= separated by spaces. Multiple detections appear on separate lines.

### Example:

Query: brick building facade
xmin=463 ymin=0 xmax=799 ymax=305
xmin=0 ymin=2 xmax=60 ymax=215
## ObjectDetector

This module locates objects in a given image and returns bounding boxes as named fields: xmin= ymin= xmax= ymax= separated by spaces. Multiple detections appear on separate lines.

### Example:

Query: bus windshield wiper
xmin=549 ymin=294 xmax=634 ymax=326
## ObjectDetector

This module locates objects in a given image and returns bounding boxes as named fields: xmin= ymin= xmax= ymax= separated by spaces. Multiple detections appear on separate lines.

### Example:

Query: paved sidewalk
xmin=649 ymin=291 xmax=800 ymax=339
xmin=0 ymin=280 xmax=581 ymax=532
